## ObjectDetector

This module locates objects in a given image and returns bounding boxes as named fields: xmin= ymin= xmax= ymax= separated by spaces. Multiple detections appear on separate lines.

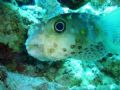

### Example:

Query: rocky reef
xmin=0 ymin=1 xmax=27 ymax=52
xmin=98 ymin=54 xmax=120 ymax=84
xmin=0 ymin=0 xmax=120 ymax=90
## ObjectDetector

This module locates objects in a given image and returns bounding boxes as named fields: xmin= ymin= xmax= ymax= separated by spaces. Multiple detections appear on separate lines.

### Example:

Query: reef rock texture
xmin=0 ymin=65 xmax=8 ymax=90
xmin=55 ymin=59 xmax=115 ymax=88
xmin=90 ymin=0 xmax=120 ymax=9
xmin=16 ymin=0 xmax=34 ymax=5
xmin=0 ymin=66 xmax=7 ymax=82
xmin=99 ymin=54 xmax=120 ymax=84
xmin=0 ymin=1 xmax=27 ymax=52
xmin=0 ymin=63 xmax=120 ymax=90
xmin=0 ymin=81 xmax=6 ymax=90
xmin=19 ymin=5 xmax=46 ymax=23
xmin=6 ymin=72 xmax=67 ymax=90
xmin=35 ymin=0 xmax=64 ymax=20
xmin=2 ymin=0 xmax=34 ymax=6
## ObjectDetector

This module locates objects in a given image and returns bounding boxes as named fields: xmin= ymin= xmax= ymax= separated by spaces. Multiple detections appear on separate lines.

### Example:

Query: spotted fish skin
xmin=25 ymin=8 xmax=120 ymax=61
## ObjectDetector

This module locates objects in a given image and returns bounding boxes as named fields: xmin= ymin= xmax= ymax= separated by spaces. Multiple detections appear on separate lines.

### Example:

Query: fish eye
xmin=54 ymin=20 xmax=66 ymax=33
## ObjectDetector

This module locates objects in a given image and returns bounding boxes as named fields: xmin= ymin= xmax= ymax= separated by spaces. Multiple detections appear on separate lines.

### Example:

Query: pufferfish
xmin=25 ymin=8 xmax=120 ymax=61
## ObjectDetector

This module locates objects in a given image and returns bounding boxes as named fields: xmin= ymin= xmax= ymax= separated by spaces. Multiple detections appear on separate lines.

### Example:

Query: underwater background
xmin=0 ymin=0 xmax=120 ymax=90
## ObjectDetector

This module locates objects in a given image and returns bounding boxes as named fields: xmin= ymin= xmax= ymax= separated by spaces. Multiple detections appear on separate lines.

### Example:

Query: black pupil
xmin=55 ymin=22 xmax=64 ymax=31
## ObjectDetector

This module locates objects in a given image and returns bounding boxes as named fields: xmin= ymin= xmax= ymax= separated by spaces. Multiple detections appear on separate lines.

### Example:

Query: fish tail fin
xmin=97 ymin=8 xmax=120 ymax=54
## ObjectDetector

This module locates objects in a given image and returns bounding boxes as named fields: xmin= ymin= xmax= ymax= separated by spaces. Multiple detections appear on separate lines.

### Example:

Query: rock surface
xmin=0 ymin=1 xmax=27 ymax=52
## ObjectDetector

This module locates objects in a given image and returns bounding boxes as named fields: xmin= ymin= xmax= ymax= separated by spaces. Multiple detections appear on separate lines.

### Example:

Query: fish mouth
xmin=25 ymin=44 xmax=65 ymax=61
xmin=25 ymin=36 xmax=68 ymax=61
xmin=26 ymin=44 xmax=40 ymax=50
xmin=25 ymin=41 xmax=61 ymax=61
xmin=25 ymin=44 xmax=47 ymax=61
xmin=25 ymin=36 xmax=43 ymax=51
xmin=25 ymin=39 xmax=43 ymax=59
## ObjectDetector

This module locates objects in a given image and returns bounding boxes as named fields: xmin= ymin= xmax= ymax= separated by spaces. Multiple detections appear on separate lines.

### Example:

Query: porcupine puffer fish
xmin=25 ymin=8 xmax=120 ymax=61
